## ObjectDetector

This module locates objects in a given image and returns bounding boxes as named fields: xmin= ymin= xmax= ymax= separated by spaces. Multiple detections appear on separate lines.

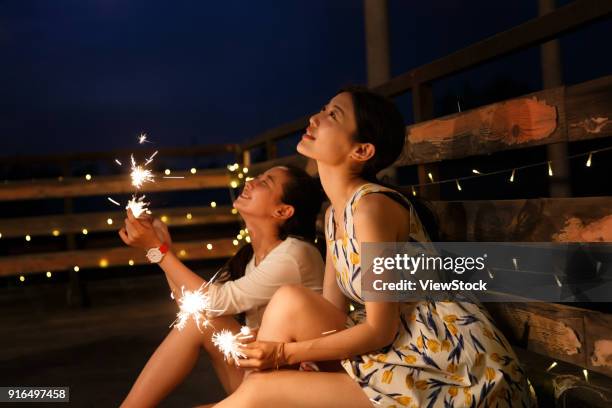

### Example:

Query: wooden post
xmin=412 ymin=83 xmax=440 ymax=199
xmin=62 ymin=162 xmax=90 ymax=308
xmin=364 ymin=0 xmax=399 ymax=183
xmin=540 ymin=0 xmax=571 ymax=198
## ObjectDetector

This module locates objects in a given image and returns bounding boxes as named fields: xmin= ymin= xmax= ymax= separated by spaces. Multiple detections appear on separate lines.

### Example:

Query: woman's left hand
xmin=233 ymin=341 xmax=288 ymax=370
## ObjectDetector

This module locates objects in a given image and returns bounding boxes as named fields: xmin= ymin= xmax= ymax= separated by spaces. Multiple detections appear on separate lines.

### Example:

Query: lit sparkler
xmin=212 ymin=327 xmax=253 ymax=363
xmin=130 ymin=154 xmax=155 ymax=189
xmin=171 ymin=276 xmax=224 ymax=332
xmin=126 ymin=195 xmax=151 ymax=218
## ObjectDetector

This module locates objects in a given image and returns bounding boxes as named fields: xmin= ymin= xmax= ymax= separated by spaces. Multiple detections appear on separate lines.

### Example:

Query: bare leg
xmin=209 ymin=285 xmax=372 ymax=407
xmin=121 ymin=315 xmax=244 ymax=408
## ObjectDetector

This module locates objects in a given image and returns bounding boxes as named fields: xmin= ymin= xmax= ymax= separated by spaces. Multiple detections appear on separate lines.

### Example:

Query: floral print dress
xmin=327 ymin=183 xmax=536 ymax=408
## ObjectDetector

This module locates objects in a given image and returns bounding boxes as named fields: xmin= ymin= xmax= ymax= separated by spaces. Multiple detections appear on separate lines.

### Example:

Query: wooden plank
xmin=376 ymin=0 xmax=612 ymax=97
xmin=0 ymin=206 xmax=239 ymax=238
xmin=0 ymin=238 xmax=238 ymax=276
xmin=487 ymin=302 xmax=612 ymax=378
xmin=396 ymin=86 xmax=567 ymax=166
xmin=429 ymin=196 xmax=612 ymax=242
xmin=567 ymin=75 xmax=612 ymax=141
xmin=0 ymin=144 xmax=238 ymax=165
xmin=0 ymin=169 xmax=230 ymax=201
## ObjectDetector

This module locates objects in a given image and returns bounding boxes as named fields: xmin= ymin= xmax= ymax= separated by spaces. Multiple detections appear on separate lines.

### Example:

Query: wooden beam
xmin=0 ymin=238 xmax=238 ymax=276
xmin=429 ymin=196 xmax=612 ymax=242
xmin=0 ymin=169 xmax=230 ymax=201
xmin=486 ymin=302 xmax=612 ymax=377
xmin=394 ymin=76 xmax=612 ymax=166
xmin=0 ymin=206 xmax=239 ymax=238
xmin=0 ymin=144 xmax=238 ymax=165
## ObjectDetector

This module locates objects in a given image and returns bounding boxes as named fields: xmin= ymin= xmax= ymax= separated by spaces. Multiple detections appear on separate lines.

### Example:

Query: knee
xmin=269 ymin=284 xmax=310 ymax=311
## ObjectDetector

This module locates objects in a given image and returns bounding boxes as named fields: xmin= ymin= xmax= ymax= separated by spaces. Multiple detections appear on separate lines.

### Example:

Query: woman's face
xmin=297 ymin=92 xmax=359 ymax=166
xmin=233 ymin=166 xmax=293 ymax=221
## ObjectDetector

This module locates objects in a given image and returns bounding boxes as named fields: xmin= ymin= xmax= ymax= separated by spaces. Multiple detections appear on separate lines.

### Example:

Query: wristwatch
xmin=146 ymin=243 xmax=169 ymax=263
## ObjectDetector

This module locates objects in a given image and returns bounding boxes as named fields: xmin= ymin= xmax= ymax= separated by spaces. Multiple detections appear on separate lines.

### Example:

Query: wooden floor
xmin=0 ymin=273 xmax=226 ymax=407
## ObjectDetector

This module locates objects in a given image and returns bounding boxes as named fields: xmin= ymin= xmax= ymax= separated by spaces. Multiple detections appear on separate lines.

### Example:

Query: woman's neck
xmin=244 ymin=219 xmax=283 ymax=266
xmin=317 ymin=162 xmax=367 ymax=216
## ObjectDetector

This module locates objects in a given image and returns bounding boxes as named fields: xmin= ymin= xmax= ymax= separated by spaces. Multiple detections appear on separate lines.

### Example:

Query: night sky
xmin=1 ymin=0 xmax=610 ymax=156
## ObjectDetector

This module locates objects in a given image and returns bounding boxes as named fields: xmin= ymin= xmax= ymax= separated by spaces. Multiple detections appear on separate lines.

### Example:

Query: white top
xmin=207 ymin=237 xmax=324 ymax=327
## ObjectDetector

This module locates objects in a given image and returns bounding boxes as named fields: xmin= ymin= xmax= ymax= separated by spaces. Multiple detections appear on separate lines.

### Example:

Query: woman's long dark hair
xmin=340 ymin=85 xmax=439 ymax=241
xmin=220 ymin=165 xmax=323 ymax=281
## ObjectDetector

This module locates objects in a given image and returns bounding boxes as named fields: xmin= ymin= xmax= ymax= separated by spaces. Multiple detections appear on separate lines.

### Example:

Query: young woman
xmin=118 ymin=165 xmax=325 ymax=407
xmin=211 ymin=87 xmax=536 ymax=408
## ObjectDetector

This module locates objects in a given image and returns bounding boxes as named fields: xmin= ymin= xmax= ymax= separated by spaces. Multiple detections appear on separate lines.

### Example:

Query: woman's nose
xmin=309 ymin=113 xmax=319 ymax=128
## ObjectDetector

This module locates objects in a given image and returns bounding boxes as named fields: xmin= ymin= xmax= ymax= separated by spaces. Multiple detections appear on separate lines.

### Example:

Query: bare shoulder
xmin=353 ymin=193 xmax=410 ymax=241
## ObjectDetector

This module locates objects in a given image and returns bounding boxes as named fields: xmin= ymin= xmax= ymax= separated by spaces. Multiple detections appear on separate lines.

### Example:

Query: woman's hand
xmin=232 ymin=340 xmax=288 ymax=370
xmin=118 ymin=209 xmax=163 ymax=250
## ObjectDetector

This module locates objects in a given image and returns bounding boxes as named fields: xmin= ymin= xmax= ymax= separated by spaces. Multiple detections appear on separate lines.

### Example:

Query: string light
xmin=19 ymin=276 xmax=25 ymax=282
xmin=237 ymin=234 xmax=243 ymax=240
xmin=243 ymin=167 xmax=249 ymax=173
xmin=427 ymin=172 xmax=434 ymax=182
xmin=406 ymin=147 xmax=611 ymax=190
xmin=128 ymin=259 xmax=135 ymax=266
xmin=245 ymin=176 xmax=253 ymax=182
xmin=161 ymin=215 xmax=169 ymax=223
xmin=0 ymin=232 xmax=2 ymax=239
xmin=179 ymin=249 xmax=187 ymax=257
xmin=107 ymin=218 xmax=113 ymax=225
xmin=586 ymin=152 xmax=592 ymax=167
xmin=238 ymin=173 xmax=244 ymax=179
xmin=186 ymin=213 xmax=193 ymax=220
xmin=85 ymin=174 xmax=92 ymax=181
xmin=233 ymin=239 xmax=239 ymax=246
xmin=73 ymin=266 xmax=80 ymax=272
xmin=164 ymin=169 xmax=171 ymax=175
xmin=206 ymin=243 xmax=213 ymax=250
xmin=240 ymin=229 xmax=245 ymax=235
xmin=82 ymin=228 xmax=88 ymax=235
xmin=245 ymin=236 xmax=251 ymax=243
xmin=99 ymin=259 xmax=109 ymax=268
xmin=190 ymin=168 xmax=197 ymax=174
xmin=210 ymin=201 xmax=217 ymax=208
xmin=231 ymin=208 xmax=238 ymax=215
xmin=46 ymin=271 xmax=52 ymax=278
xmin=52 ymin=229 xmax=60 ymax=237
xmin=25 ymin=235 xmax=31 ymax=242
xmin=455 ymin=179 xmax=462 ymax=191
xmin=230 ymin=180 xmax=239 ymax=188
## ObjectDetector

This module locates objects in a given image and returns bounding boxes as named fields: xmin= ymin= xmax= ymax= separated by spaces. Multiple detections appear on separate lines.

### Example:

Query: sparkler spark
xmin=126 ymin=195 xmax=151 ymax=218
xmin=130 ymin=154 xmax=155 ymax=189
xmin=171 ymin=283 xmax=224 ymax=332
xmin=115 ymin=159 xmax=122 ymax=166
xmin=107 ymin=197 xmax=121 ymax=206
xmin=138 ymin=133 xmax=148 ymax=144
xmin=144 ymin=150 xmax=158 ymax=166
xmin=163 ymin=176 xmax=185 ymax=179
xmin=212 ymin=328 xmax=252 ymax=363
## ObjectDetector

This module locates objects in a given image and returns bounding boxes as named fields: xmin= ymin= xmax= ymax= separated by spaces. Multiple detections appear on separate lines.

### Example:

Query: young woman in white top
xmin=118 ymin=165 xmax=325 ymax=407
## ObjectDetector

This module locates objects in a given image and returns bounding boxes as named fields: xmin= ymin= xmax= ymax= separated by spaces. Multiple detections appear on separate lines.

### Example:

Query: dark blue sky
xmin=1 ymin=0 xmax=610 ymax=156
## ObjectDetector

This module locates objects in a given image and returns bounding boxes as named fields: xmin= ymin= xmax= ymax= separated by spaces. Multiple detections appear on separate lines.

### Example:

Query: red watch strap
xmin=159 ymin=243 xmax=169 ymax=254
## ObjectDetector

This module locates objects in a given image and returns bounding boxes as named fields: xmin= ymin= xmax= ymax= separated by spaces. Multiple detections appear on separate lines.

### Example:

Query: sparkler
xmin=126 ymin=195 xmax=151 ymax=218
xmin=138 ymin=133 xmax=148 ymax=144
xmin=212 ymin=327 xmax=253 ymax=363
xmin=171 ymin=271 xmax=224 ymax=332
xmin=130 ymin=154 xmax=155 ymax=189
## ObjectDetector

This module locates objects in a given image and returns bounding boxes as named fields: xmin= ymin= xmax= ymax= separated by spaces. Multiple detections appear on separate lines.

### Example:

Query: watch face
xmin=146 ymin=248 xmax=163 ymax=263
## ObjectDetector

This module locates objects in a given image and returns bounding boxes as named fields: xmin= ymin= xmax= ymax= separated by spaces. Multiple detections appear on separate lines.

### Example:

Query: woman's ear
xmin=350 ymin=142 xmax=375 ymax=163
xmin=273 ymin=204 xmax=295 ymax=220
